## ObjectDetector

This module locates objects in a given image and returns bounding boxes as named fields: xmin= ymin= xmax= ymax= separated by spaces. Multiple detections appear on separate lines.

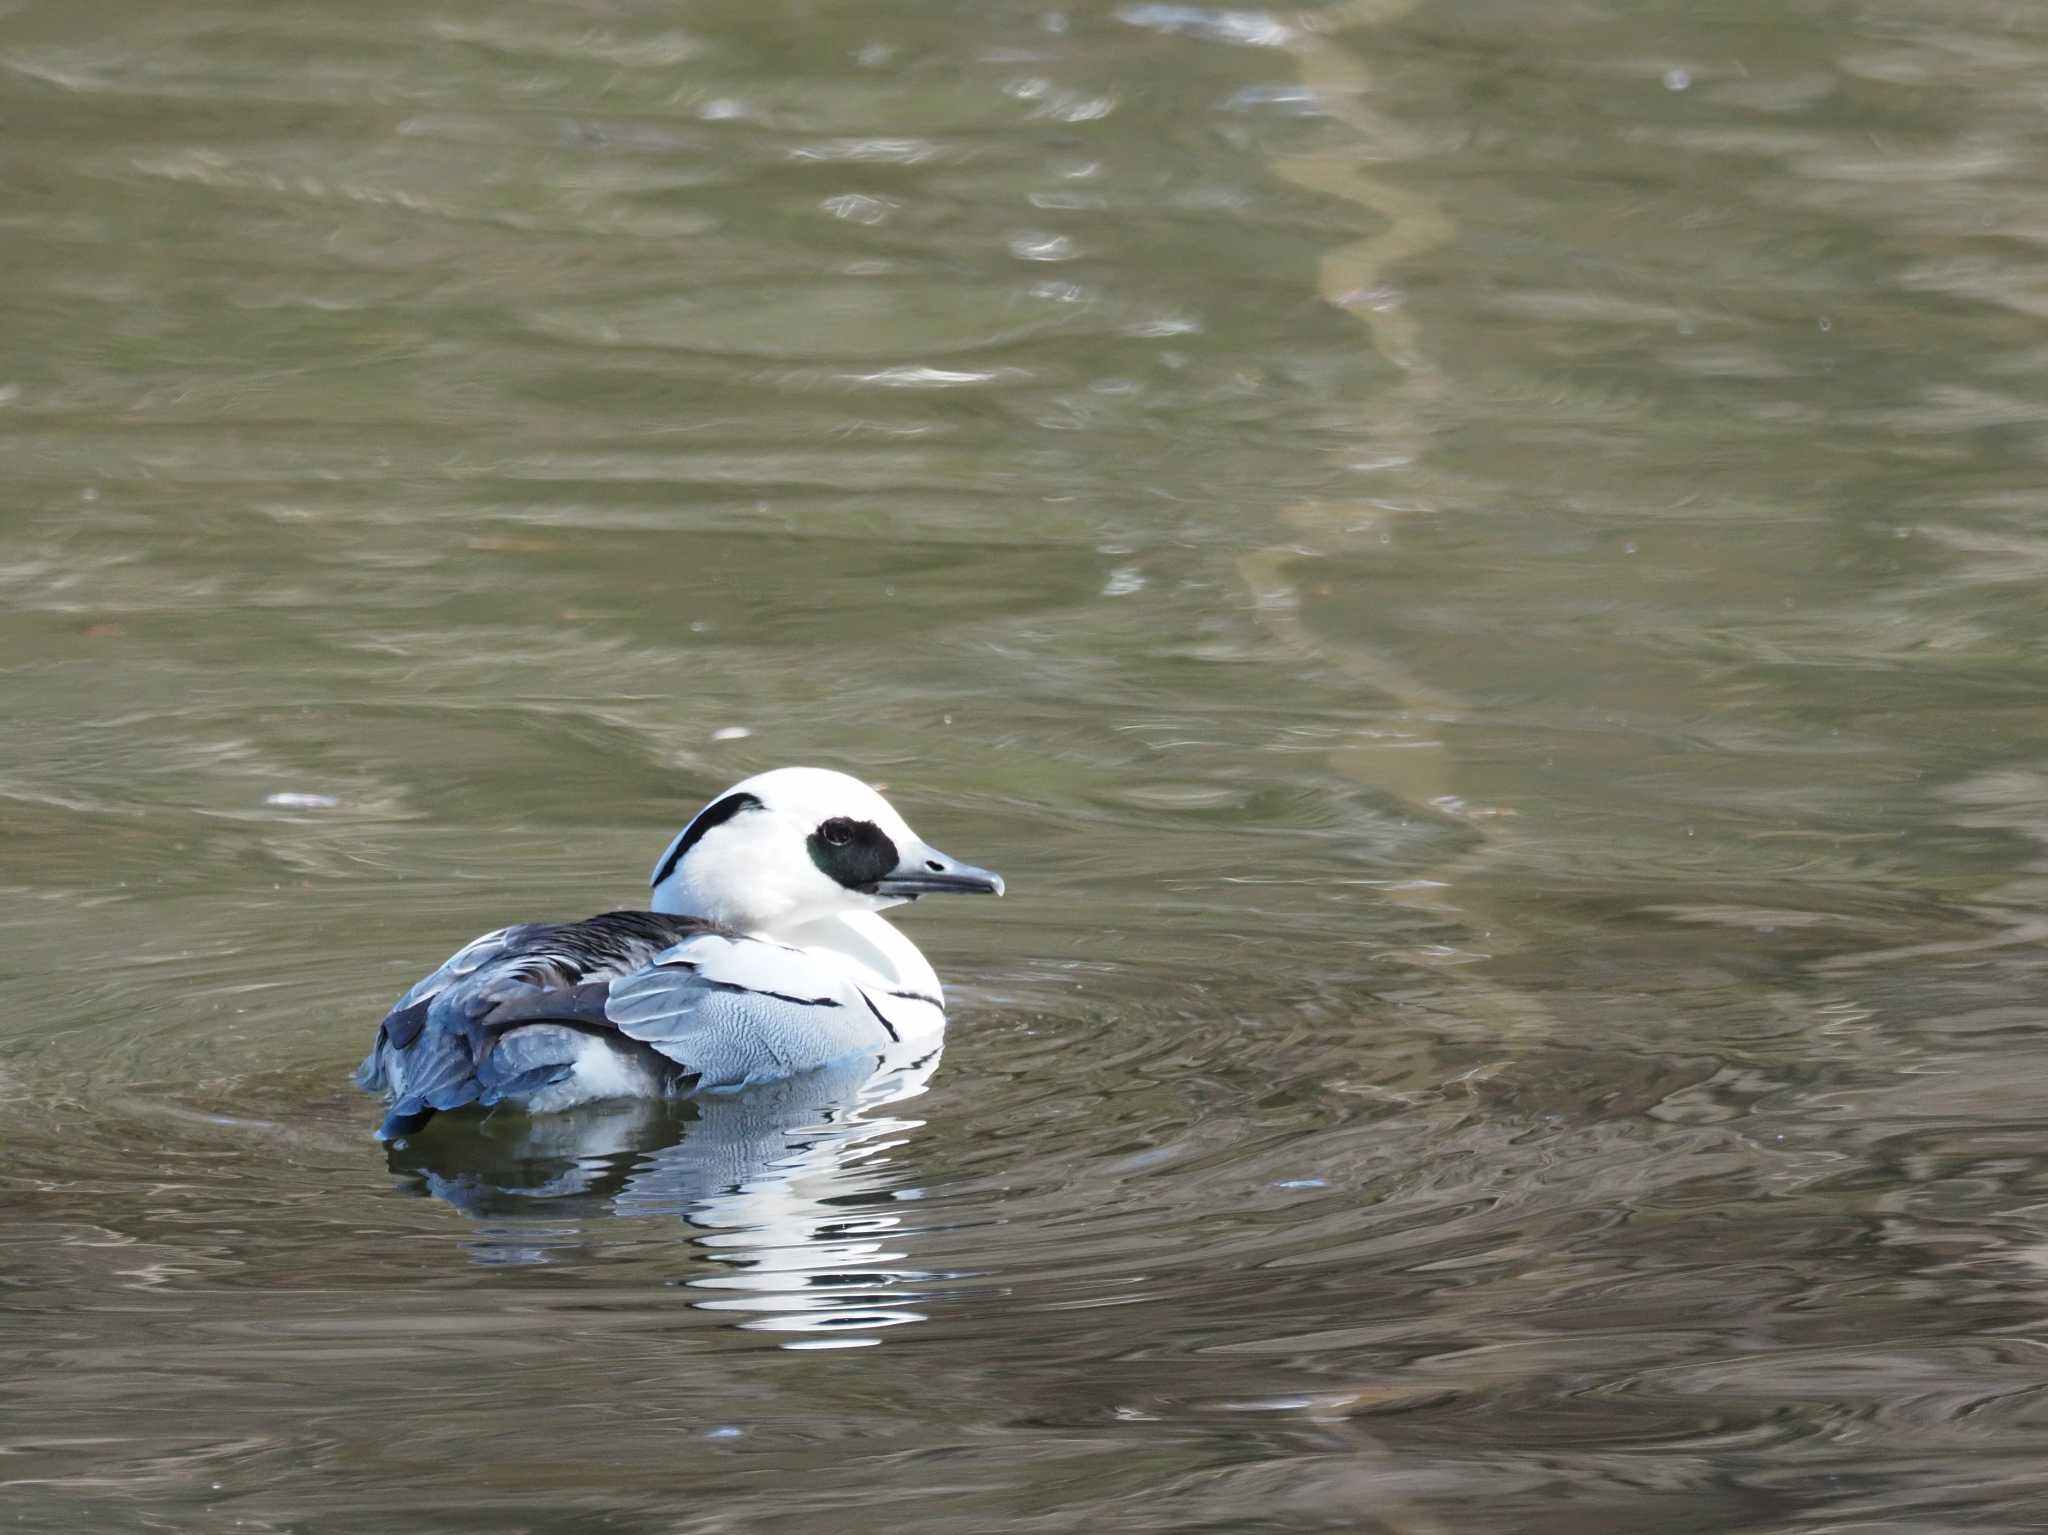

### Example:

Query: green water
xmin=7 ymin=0 xmax=2048 ymax=1529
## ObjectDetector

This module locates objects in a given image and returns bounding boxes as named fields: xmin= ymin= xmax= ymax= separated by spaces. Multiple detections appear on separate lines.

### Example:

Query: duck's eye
xmin=819 ymin=817 xmax=856 ymax=847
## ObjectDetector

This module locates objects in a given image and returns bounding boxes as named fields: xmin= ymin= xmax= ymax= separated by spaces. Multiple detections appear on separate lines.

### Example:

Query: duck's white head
xmin=648 ymin=766 xmax=1004 ymax=936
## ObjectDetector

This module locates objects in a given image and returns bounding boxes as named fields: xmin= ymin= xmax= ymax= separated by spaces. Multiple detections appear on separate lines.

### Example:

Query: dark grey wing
xmin=605 ymin=932 xmax=903 ymax=1091
xmin=355 ymin=926 xmax=515 ymax=1089
xmin=355 ymin=911 xmax=716 ymax=1140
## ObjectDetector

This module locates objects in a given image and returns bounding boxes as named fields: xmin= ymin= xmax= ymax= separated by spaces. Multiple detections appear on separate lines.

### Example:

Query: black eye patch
xmin=651 ymin=791 xmax=763 ymax=889
xmin=807 ymin=817 xmax=898 ymax=891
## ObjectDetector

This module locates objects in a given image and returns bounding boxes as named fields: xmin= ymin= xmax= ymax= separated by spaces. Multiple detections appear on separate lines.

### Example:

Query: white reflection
xmin=388 ymin=1045 xmax=944 ymax=1345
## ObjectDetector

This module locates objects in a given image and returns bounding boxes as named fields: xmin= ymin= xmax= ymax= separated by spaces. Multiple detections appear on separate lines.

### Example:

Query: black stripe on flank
xmin=700 ymin=979 xmax=845 ymax=1009
xmin=651 ymin=791 xmax=763 ymax=889
xmin=860 ymin=992 xmax=902 ymax=1043
xmin=885 ymin=988 xmax=944 ymax=1010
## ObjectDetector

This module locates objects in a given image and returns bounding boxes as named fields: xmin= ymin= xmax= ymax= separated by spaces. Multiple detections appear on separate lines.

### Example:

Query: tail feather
xmin=369 ymin=1019 xmax=589 ymax=1139
xmin=364 ymin=994 xmax=491 ymax=1140
xmin=376 ymin=1099 xmax=439 ymax=1140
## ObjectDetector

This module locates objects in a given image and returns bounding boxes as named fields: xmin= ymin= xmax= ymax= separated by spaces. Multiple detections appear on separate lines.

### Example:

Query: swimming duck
xmin=355 ymin=767 xmax=1004 ymax=1140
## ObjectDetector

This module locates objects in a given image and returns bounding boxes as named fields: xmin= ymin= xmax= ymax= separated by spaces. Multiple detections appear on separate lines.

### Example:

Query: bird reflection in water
xmin=383 ymin=1047 xmax=944 ymax=1347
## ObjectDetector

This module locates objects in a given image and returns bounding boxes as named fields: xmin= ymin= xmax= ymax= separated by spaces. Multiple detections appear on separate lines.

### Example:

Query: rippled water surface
xmin=9 ymin=0 xmax=2048 ymax=1529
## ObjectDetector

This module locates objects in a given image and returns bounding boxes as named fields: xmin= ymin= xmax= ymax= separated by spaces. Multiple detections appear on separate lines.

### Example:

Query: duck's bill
xmin=870 ymin=846 xmax=1005 ymax=898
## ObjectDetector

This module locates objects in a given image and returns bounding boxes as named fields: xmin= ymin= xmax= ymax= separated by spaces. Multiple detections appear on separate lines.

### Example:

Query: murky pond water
xmin=8 ymin=0 xmax=2048 ymax=1528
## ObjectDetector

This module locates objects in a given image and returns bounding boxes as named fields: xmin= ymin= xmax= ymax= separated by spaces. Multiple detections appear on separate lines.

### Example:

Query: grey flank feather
xmin=605 ymin=934 xmax=899 ymax=1091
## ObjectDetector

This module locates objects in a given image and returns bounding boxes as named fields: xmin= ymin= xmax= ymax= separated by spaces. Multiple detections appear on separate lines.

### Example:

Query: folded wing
xmin=356 ymin=912 xmax=902 ymax=1140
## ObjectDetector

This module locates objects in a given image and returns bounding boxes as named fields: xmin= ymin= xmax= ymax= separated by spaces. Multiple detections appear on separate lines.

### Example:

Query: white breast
xmin=774 ymin=911 xmax=947 ymax=1041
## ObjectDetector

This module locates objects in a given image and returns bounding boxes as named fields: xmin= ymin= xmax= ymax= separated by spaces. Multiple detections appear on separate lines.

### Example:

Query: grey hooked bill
xmin=872 ymin=851 xmax=1005 ymax=898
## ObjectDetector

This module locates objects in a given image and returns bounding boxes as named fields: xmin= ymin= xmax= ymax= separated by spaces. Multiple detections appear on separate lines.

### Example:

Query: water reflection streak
xmin=389 ymin=1047 xmax=945 ymax=1346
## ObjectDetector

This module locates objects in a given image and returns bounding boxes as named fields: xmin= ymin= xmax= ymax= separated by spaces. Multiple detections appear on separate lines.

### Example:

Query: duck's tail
xmin=359 ymin=998 xmax=590 ymax=1141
